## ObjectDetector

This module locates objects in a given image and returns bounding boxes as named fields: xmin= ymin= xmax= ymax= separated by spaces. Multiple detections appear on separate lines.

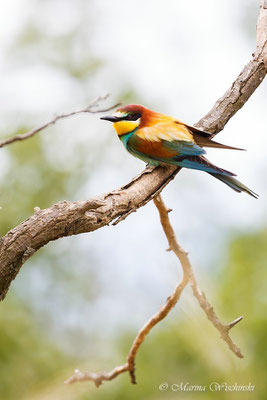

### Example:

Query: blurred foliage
xmin=218 ymin=229 xmax=267 ymax=382
xmin=0 ymin=133 xmax=70 ymax=234
xmin=0 ymin=296 xmax=73 ymax=400
xmin=9 ymin=0 xmax=103 ymax=82
xmin=14 ymin=23 xmax=103 ymax=80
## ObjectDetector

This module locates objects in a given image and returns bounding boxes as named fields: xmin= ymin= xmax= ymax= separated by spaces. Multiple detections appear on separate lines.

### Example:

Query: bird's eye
xmin=125 ymin=113 xmax=141 ymax=121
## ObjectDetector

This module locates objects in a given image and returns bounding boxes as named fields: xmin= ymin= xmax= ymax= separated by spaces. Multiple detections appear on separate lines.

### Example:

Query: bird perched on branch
xmin=101 ymin=104 xmax=258 ymax=198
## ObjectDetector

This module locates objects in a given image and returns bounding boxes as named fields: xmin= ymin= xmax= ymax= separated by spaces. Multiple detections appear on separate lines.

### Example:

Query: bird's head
xmin=100 ymin=104 xmax=148 ymax=136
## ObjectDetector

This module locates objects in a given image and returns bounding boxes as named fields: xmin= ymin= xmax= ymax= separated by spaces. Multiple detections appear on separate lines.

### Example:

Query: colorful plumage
xmin=101 ymin=104 xmax=258 ymax=198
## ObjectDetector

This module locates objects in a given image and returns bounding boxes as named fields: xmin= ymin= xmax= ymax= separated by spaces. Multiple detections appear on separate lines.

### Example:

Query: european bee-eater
xmin=101 ymin=104 xmax=258 ymax=198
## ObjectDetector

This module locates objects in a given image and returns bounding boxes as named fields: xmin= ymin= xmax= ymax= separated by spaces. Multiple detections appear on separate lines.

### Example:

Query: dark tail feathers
xmin=209 ymin=173 xmax=258 ymax=199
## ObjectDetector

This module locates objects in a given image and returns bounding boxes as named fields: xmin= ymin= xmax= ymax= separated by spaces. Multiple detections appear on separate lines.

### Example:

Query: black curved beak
xmin=100 ymin=115 xmax=122 ymax=122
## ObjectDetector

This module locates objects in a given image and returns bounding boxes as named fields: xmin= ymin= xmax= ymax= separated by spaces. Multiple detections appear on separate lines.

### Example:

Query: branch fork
xmin=65 ymin=194 xmax=243 ymax=387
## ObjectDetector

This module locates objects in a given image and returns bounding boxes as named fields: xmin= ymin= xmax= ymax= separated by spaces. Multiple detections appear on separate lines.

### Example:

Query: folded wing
xmin=184 ymin=123 xmax=245 ymax=150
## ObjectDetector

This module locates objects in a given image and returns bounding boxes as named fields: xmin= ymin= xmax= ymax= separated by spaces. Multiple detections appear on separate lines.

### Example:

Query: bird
xmin=100 ymin=104 xmax=258 ymax=198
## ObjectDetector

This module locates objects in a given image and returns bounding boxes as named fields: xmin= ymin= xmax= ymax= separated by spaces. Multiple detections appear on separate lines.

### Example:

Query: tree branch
xmin=65 ymin=194 xmax=243 ymax=387
xmin=256 ymin=0 xmax=267 ymax=68
xmin=0 ymin=94 xmax=121 ymax=148
xmin=64 ymin=365 xmax=129 ymax=388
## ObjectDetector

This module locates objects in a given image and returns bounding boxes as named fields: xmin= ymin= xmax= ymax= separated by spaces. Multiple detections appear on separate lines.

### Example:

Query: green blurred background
xmin=0 ymin=0 xmax=266 ymax=399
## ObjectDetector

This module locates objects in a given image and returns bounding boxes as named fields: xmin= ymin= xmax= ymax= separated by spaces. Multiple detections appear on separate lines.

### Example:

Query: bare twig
xmin=153 ymin=195 xmax=243 ymax=358
xmin=65 ymin=365 xmax=129 ymax=387
xmin=126 ymin=270 xmax=188 ymax=384
xmin=189 ymin=272 xmax=243 ymax=357
xmin=0 ymin=94 xmax=121 ymax=148
xmin=65 ymin=255 xmax=189 ymax=386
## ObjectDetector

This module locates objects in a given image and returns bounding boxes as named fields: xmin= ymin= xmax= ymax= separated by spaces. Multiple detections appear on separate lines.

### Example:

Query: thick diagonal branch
xmin=0 ymin=2 xmax=266 ymax=301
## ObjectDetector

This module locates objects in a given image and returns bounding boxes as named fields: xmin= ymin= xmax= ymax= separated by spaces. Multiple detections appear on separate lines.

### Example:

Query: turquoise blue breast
xmin=119 ymin=129 xmax=137 ymax=148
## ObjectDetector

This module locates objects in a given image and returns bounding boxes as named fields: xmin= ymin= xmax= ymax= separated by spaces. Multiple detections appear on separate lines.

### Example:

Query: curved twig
xmin=153 ymin=195 xmax=243 ymax=358
xmin=65 ymin=270 xmax=188 ymax=387
xmin=0 ymin=94 xmax=121 ymax=148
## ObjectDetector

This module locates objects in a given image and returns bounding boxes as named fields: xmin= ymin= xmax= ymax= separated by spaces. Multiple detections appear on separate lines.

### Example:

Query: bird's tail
xmin=178 ymin=156 xmax=258 ymax=198
xmin=209 ymin=172 xmax=258 ymax=199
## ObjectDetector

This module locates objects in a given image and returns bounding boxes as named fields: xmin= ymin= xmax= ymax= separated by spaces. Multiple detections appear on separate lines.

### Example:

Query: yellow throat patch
xmin=113 ymin=120 xmax=139 ymax=136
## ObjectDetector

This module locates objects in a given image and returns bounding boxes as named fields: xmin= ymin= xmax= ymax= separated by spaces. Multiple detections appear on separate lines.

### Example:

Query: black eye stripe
xmin=125 ymin=112 xmax=141 ymax=121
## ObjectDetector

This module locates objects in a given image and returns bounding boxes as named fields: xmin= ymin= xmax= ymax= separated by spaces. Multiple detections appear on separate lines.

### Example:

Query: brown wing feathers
xmin=184 ymin=123 xmax=245 ymax=151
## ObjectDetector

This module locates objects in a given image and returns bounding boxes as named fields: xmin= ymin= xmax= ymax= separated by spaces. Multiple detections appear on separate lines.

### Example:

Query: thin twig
xmin=0 ymin=94 xmax=121 ymax=148
xmin=64 ymin=365 xmax=129 ymax=388
xmin=65 ymin=265 xmax=189 ymax=386
xmin=153 ymin=194 xmax=243 ymax=358
xmin=126 ymin=271 xmax=189 ymax=383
